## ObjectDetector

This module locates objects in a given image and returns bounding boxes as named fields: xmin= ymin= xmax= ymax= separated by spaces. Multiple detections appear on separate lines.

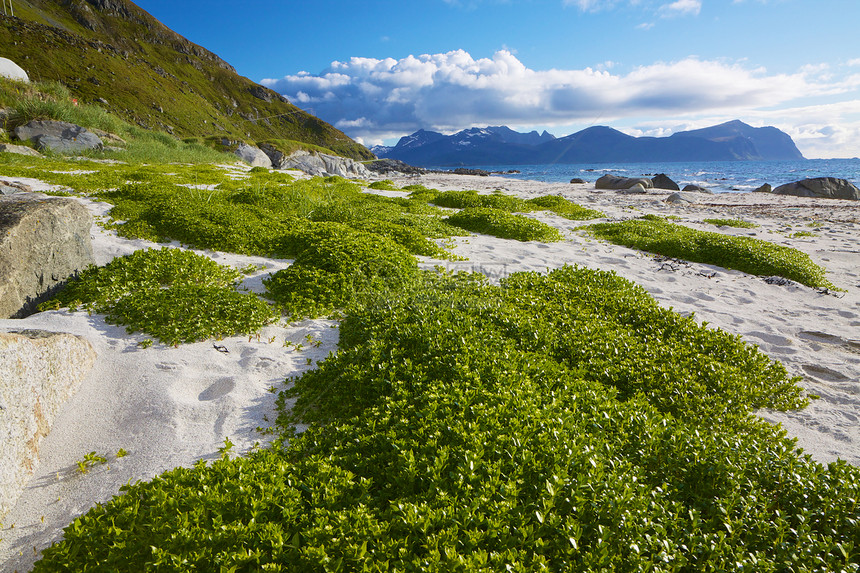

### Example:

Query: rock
xmin=0 ymin=194 xmax=94 ymax=318
xmin=753 ymin=183 xmax=772 ymax=193
xmin=569 ymin=178 xmax=586 ymax=184
xmin=278 ymin=149 xmax=370 ymax=178
xmin=0 ymin=143 xmax=42 ymax=157
xmin=618 ymin=183 xmax=648 ymax=194
xmin=14 ymin=120 xmax=103 ymax=153
xmin=0 ymin=180 xmax=33 ymax=195
xmin=366 ymin=158 xmax=425 ymax=176
xmin=0 ymin=330 xmax=96 ymax=519
xmin=0 ymin=57 xmax=29 ymax=83
xmin=452 ymin=168 xmax=490 ymax=176
xmin=682 ymin=184 xmax=712 ymax=194
xmin=595 ymin=174 xmax=653 ymax=190
xmin=665 ymin=192 xmax=697 ymax=204
xmin=772 ymin=177 xmax=860 ymax=200
xmin=651 ymin=173 xmax=680 ymax=191
xmin=233 ymin=143 xmax=272 ymax=168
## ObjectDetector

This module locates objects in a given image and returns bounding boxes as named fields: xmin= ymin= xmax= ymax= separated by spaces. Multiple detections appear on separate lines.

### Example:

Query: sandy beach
xmin=1 ymin=170 xmax=859 ymax=571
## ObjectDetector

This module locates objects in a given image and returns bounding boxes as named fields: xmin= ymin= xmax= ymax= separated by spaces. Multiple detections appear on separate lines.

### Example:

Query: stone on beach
xmin=651 ymin=173 xmax=680 ymax=191
xmin=596 ymin=174 xmax=654 ymax=190
xmin=773 ymin=177 xmax=860 ymax=200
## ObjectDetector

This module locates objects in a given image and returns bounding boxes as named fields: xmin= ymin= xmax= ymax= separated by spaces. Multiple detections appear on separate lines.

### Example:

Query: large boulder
xmin=0 ymin=194 xmax=94 ymax=318
xmin=772 ymin=177 xmax=860 ymax=200
xmin=682 ymin=184 xmax=713 ymax=194
xmin=595 ymin=174 xmax=653 ymax=190
xmin=0 ymin=57 xmax=29 ymax=83
xmin=234 ymin=143 xmax=272 ymax=168
xmin=0 ymin=330 xmax=96 ymax=519
xmin=14 ymin=120 xmax=103 ymax=153
xmin=651 ymin=173 xmax=680 ymax=191
xmin=278 ymin=149 xmax=370 ymax=178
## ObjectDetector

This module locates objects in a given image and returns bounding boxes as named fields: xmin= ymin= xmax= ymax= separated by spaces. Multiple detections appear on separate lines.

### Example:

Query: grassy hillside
xmin=0 ymin=1 xmax=373 ymax=160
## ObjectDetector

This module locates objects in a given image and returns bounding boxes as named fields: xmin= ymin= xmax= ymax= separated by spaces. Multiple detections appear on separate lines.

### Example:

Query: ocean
xmin=430 ymin=158 xmax=860 ymax=194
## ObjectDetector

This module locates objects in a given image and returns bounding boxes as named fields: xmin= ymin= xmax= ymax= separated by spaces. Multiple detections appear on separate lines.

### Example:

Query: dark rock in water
xmin=595 ymin=174 xmax=653 ymax=190
xmin=0 ymin=193 xmax=94 ymax=318
xmin=682 ymin=184 xmax=712 ymax=194
xmin=14 ymin=120 xmax=103 ymax=154
xmin=772 ymin=177 xmax=860 ymax=200
xmin=452 ymin=168 xmax=490 ymax=176
xmin=651 ymin=173 xmax=680 ymax=191
xmin=753 ymin=183 xmax=772 ymax=193
xmin=569 ymin=178 xmax=586 ymax=184
xmin=366 ymin=158 xmax=426 ymax=175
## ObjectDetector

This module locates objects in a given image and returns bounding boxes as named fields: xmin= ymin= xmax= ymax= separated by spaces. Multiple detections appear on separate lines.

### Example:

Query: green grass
xmin=33 ymin=267 xmax=860 ymax=572
xmin=702 ymin=218 xmax=759 ymax=229
xmin=587 ymin=218 xmax=834 ymax=288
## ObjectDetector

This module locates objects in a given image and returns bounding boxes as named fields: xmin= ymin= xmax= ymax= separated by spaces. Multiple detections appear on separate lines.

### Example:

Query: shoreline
xmin=1 ymin=169 xmax=859 ymax=571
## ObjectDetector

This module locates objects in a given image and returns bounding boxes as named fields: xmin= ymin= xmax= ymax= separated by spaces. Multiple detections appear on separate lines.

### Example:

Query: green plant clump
xmin=525 ymin=195 xmax=604 ymax=220
xmin=431 ymin=189 xmax=530 ymax=212
xmin=588 ymin=218 xmax=834 ymax=288
xmin=702 ymin=218 xmax=759 ymax=229
xmin=446 ymin=207 xmax=564 ymax=242
xmin=41 ymin=248 xmax=277 ymax=345
xmin=34 ymin=267 xmax=860 ymax=571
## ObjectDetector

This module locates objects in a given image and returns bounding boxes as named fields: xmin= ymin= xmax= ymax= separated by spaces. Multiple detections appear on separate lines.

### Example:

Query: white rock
xmin=0 ymin=57 xmax=29 ymax=83
xmin=234 ymin=143 xmax=272 ymax=168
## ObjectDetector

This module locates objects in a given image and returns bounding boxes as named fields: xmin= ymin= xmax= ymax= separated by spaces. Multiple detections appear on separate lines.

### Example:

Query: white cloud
xmin=658 ymin=0 xmax=701 ymax=17
xmin=261 ymin=50 xmax=860 ymax=154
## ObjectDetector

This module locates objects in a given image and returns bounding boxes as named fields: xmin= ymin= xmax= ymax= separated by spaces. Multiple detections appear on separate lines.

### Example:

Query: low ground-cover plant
xmin=40 ymin=248 xmax=276 ymax=345
xmin=446 ymin=207 xmax=564 ymax=242
xmin=702 ymin=218 xmax=759 ymax=228
xmin=524 ymin=195 xmax=604 ymax=220
xmin=35 ymin=267 xmax=860 ymax=571
xmin=424 ymin=189 xmax=605 ymax=221
xmin=588 ymin=217 xmax=834 ymax=288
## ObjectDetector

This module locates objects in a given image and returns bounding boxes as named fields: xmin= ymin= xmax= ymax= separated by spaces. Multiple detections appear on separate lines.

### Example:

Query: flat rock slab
xmin=0 ymin=143 xmax=42 ymax=157
xmin=14 ymin=120 xmax=103 ymax=154
xmin=0 ymin=194 xmax=94 ymax=318
xmin=0 ymin=330 xmax=96 ymax=519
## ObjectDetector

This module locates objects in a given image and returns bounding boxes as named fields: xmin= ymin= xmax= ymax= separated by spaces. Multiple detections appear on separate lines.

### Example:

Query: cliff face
xmin=0 ymin=1 xmax=373 ymax=160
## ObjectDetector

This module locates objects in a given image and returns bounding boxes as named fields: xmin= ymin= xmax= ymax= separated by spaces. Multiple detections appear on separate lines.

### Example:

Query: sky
xmin=133 ymin=0 xmax=860 ymax=158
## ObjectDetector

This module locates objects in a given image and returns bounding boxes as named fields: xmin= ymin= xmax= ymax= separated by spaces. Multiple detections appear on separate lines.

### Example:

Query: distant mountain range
xmin=370 ymin=121 xmax=805 ymax=166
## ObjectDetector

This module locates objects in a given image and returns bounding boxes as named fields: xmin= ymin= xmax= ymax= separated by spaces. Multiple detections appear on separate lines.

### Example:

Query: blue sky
xmin=135 ymin=0 xmax=860 ymax=158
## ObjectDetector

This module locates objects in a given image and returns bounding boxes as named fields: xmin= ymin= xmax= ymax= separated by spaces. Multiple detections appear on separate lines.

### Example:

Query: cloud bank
xmin=261 ymin=50 xmax=859 ymax=156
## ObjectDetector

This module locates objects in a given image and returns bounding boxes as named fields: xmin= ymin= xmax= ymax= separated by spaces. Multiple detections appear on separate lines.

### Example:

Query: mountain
xmin=0 ymin=0 xmax=372 ymax=160
xmin=374 ymin=121 xmax=804 ymax=166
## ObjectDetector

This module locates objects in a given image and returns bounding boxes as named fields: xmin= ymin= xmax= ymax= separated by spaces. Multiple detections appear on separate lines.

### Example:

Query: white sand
xmin=1 ymin=171 xmax=859 ymax=571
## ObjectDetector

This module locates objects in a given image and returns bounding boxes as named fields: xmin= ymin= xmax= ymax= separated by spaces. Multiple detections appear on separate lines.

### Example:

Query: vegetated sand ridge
xmin=1 ymin=169 xmax=858 ymax=571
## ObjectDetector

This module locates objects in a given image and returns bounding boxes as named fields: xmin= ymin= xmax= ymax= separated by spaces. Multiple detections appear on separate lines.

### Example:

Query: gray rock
xmin=618 ymin=183 xmax=648 ymax=194
xmin=234 ymin=143 xmax=272 ymax=168
xmin=595 ymin=174 xmax=653 ymax=190
xmin=651 ymin=173 xmax=680 ymax=191
xmin=772 ymin=177 xmax=860 ymax=200
xmin=14 ymin=120 xmax=103 ymax=153
xmin=0 ymin=330 xmax=96 ymax=519
xmin=0 ymin=180 xmax=33 ymax=195
xmin=682 ymin=184 xmax=713 ymax=194
xmin=0 ymin=143 xmax=42 ymax=157
xmin=0 ymin=57 xmax=29 ymax=83
xmin=753 ymin=183 xmax=772 ymax=193
xmin=569 ymin=178 xmax=586 ymax=184
xmin=665 ymin=192 xmax=697 ymax=204
xmin=0 ymin=194 xmax=94 ymax=318
xmin=278 ymin=149 xmax=370 ymax=178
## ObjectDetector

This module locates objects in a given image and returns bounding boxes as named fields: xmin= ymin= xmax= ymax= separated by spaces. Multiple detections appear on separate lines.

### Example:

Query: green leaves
xmin=42 ymin=248 xmax=277 ymax=345
xmin=446 ymin=207 xmax=564 ymax=242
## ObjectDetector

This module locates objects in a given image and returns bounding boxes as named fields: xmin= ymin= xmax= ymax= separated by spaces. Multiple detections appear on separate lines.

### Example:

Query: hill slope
xmin=0 ymin=0 xmax=373 ymax=160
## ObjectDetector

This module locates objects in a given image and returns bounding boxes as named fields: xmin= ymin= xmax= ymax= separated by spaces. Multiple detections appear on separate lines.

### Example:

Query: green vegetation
xmin=34 ymin=267 xmax=860 ymax=572
xmin=702 ymin=218 xmax=759 ymax=229
xmin=447 ymin=207 xmax=564 ymax=242
xmin=417 ymin=189 xmax=604 ymax=221
xmin=39 ymin=248 xmax=277 ymax=345
xmin=587 ymin=218 xmax=834 ymax=288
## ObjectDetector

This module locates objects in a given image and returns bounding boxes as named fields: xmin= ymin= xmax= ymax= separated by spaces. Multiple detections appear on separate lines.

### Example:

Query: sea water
xmin=431 ymin=158 xmax=860 ymax=194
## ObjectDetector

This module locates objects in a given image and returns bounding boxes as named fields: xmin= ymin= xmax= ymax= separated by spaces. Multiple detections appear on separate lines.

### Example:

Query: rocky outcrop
xmin=366 ymin=158 xmax=426 ymax=176
xmin=595 ymin=174 xmax=653 ymax=190
xmin=0 ymin=194 xmax=94 ymax=318
xmin=772 ymin=178 xmax=860 ymax=200
xmin=0 ymin=57 xmax=29 ymax=83
xmin=234 ymin=143 xmax=272 ymax=168
xmin=0 ymin=143 xmax=42 ymax=157
xmin=277 ymin=150 xmax=370 ymax=178
xmin=651 ymin=173 xmax=680 ymax=191
xmin=0 ymin=330 xmax=96 ymax=519
xmin=13 ymin=120 xmax=103 ymax=153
